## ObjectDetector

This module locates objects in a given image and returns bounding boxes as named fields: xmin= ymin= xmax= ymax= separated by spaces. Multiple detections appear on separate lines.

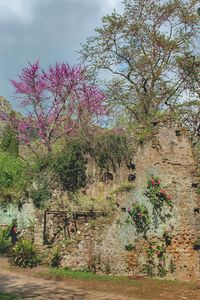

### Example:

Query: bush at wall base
xmin=8 ymin=239 xmax=41 ymax=268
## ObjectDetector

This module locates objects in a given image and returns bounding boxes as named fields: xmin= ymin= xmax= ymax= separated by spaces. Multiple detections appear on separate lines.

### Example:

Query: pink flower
xmin=138 ymin=212 xmax=143 ymax=218
xmin=127 ymin=207 xmax=131 ymax=213
xmin=157 ymin=179 xmax=161 ymax=185
xmin=166 ymin=195 xmax=172 ymax=199
xmin=151 ymin=178 xmax=156 ymax=186
xmin=160 ymin=189 xmax=166 ymax=194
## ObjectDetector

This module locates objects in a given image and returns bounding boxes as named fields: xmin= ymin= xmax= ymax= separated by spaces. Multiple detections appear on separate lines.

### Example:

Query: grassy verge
xmin=41 ymin=268 xmax=198 ymax=289
xmin=0 ymin=292 xmax=21 ymax=300
xmin=42 ymin=268 xmax=141 ymax=285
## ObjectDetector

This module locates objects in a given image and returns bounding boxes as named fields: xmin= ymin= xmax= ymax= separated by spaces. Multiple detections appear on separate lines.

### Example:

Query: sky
xmin=0 ymin=0 xmax=122 ymax=110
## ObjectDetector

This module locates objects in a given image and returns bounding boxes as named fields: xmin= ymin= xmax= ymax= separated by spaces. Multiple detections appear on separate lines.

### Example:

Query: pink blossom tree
xmin=5 ymin=61 xmax=107 ymax=154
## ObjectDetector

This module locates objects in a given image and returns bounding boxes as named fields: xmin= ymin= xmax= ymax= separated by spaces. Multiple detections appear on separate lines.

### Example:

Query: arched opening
xmin=103 ymin=172 xmax=113 ymax=182
xmin=128 ymin=174 xmax=136 ymax=182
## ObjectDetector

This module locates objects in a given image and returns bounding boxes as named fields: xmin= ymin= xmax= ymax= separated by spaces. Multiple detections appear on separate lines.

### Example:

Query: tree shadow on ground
xmin=0 ymin=273 xmax=86 ymax=299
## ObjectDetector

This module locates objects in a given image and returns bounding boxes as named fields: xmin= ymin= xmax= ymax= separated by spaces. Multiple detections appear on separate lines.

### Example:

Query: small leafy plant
xmin=193 ymin=237 xmax=200 ymax=250
xmin=125 ymin=244 xmax=134 ymax=251
xmin=0 ymin=226 xmax=11 ymax=253
xmin=48 ymin=246 xmax=62 ymax=268
xmin=8 ymin=239 xmax=41 ymax=268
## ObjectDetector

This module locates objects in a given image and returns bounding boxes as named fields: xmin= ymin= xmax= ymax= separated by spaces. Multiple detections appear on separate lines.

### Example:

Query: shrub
xmin=52 ymin=139 xmax=87 ymax=192
xmin=1 ymin=123 xmax=19 ymax=157
xmin=0 ymin=226 xmax=11 ymax=253
xmin=48 ymin=246 xmax=62 ymax=268
xmin=8 ymin=239 xmax=41 ymax=268
xmin=125 ymin=244 xmax=134 ymax=251
xmin=29 ymin=176 xmax=52 ymax=209
xmin=0 ymin=151 xmax=26 ymax=206
xmin=90 ymin=131 xmax=130 ymax=171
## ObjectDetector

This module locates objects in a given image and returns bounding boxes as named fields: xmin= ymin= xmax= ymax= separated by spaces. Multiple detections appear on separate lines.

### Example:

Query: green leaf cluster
xmin=0 ymin=226 xmax=11 ymax=253
xmin=0 ymin=151 xmax=26 ymax=206
xmin=8 ymin=238 xmax=41 ymax=268
xmin=90 ymin=131 xmax=130 ymax=171
xmin=52 ymin=139 xmax=87 ymax=192
xmin=1 ymin=125 xmax=19 ymax=157
xmin=128 ymin=203 xmax=150 ymax=234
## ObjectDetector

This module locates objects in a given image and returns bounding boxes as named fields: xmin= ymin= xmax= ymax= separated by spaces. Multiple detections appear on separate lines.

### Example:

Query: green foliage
xmin=80 ymin=0 xmax=200 ymax=126
xmin=1 ymin=125 xmax=19 ymax=157
xmin=29 ymin=176 xmax=52 ymax=209
xmin=128 ymin=203 xmax=150 ymax=234
xmin=145 ymin=177 xmax=173 ymax=209
xmin=48 ymin=246 xmax=62 ymax=268
xmin=136 ymin=126 xmax=154 ymax=145
xmin=194 ymin=237 xmax=200 ymax=246
xmin=0 ymin=226 xmax=11 ymax=253
xmin=0 ymin=151 xmax=26 ymax=206
xmin=0 ymin=292 xmax=21 ymax=300
xmin=143 ymin=242 xmax=167 ymax=277
xmin=125 ymin=244 xmax=134 ymax=251
xmin=169 ymin=259 xmax=176 ymax=274
xmin=112 ymin=183 xmax=134 ymax=194
xmin=52 ymin=139 xmax=87 ymax=192
xmin=90 ymin=131 xmax=130 ymax=171
xmin=8 ymin=239 xmax=41 ymax=268
xmin=67 ymin=192 xmax=115 ymax=212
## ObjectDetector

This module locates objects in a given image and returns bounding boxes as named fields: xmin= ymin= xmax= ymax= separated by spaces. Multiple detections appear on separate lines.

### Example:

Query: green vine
xmin=128 ymin=203 xmax=150 ymax=234
xmin=145 ymin=176 xmax=173 ymax=209
xmin=143 ymin=242 xmax=167 ymax=277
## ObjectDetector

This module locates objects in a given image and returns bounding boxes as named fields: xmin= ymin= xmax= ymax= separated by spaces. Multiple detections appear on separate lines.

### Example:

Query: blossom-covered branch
xmin=4 ymin=61 xmax=107 ymax=154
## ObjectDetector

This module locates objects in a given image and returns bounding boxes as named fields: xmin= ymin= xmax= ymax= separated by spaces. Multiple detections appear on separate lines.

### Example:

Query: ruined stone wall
xmin=34 ymin=123 xmax=200 ymax=280
xmin=60 ymin=123 xmax=200 ymax=280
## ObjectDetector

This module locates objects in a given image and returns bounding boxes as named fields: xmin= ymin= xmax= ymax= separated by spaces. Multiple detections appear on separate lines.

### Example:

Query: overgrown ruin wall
xmin=35 ymin=123 xmax=200 ymax=280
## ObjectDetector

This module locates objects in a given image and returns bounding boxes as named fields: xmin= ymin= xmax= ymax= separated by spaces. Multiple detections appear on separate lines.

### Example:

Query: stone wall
xmin=35 ymin=123 xmax=200 ymax=280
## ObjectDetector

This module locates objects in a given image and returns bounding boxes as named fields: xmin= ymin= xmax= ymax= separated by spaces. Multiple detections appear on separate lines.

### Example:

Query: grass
xmin=43 ymin=268 xmax=141 ymax=285
xmin=0 ymin=292 xmax=21 ymax=300
xmin=42 ymin=267 xmax=199 ymax=289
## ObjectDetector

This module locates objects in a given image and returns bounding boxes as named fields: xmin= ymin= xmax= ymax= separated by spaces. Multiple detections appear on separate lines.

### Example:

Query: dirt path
xmin=0 ymin=257 xmax=200 ymax=300
xmin=0 ymin=268 xmax=135 ymax=300
xmin=0 ymin=257 xmax=137 ymax=300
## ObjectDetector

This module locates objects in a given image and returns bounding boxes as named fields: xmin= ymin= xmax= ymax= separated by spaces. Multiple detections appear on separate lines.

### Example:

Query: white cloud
xmin=0 ymin=0 xmax=123 ymax=106
xmin=107 ymin=0 xmax=120 ymax=7
xmin=0 ymin=0 xmax=35 ymax=22
xmin=99 ymin=0 xmax=123 ymax=14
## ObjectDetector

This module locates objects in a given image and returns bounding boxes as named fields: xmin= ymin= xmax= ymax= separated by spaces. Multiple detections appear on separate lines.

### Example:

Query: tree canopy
xmin=0 ymin=61 xmax=107 ymax=155
xmin=80 ymin=0 xmax=200 ymax=126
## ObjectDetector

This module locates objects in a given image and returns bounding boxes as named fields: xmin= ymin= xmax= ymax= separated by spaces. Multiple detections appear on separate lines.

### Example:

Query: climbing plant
xmin=128 ymin=203 xmax=150 ymax=234
xmin=145 ymin=177 xmax=173 ymax=209
xmin=143 ymin=242 xmax=167 ymax=277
